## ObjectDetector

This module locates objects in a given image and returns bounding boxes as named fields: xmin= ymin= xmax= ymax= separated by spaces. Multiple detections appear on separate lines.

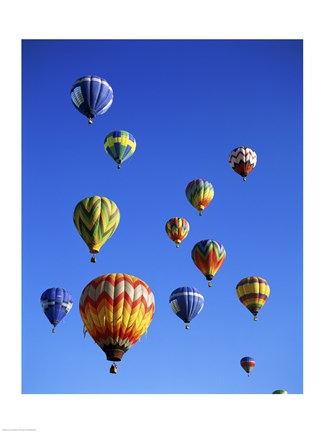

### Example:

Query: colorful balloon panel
xmin=185 ymin=179 xmax=214 ymax=215
xmin=165 ymin=217 xmax=190 ymax=247
xmin=229 ymin=146 xmax=257 ymax=180
xmin=240 ymin=356 xmax=256 ymax=375
xmin=79 ymin=273 xmax=155 ymax=362
xmin=272 ymin=390 xmax=288 ymax=394
xmin=169 ymin=287 xmax=204 ymax=326
xmin=236 ymin=276 xmax=270 ymax=320
xmin=40 ymin=288 xmax=73 ymax=331
xmin=70 ymin=75 xmax=113 ymax=124
xmin=191 ymin=240 xmax=226 ymax=284
xmin=73 ymin=196 xmax=120 ymax=257
xmin=104 ymin=130 xmax=136 ymax=168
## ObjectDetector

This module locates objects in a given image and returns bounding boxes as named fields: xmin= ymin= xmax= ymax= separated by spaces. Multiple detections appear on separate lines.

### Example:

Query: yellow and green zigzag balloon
xmin=73 ymin=196 xmax=120 ymax=260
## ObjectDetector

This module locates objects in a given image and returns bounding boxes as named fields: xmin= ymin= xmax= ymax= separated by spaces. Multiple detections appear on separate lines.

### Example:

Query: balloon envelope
xmin=272 ymin=389 xmax=288 ymax=394
xmin=104 ymin=130 xmax=136 ymax=168
xmin=79 ymin=273 xmax=155 ymax=362
xmin=229 ymin=146 xmax=257 ymax=180
xmin=185 ymin=179 xmax=214 ymax=215
xmin=40 ymin=288 xmax=73 ymax=331
xmin=240 ymin=356 xmax=256 ymax=375
xmin=70 ymin=75 xmax=113 ymax=123
xmin=191 ymin=239 xmax=226 ymax=285
xmin=165 ymin=217 xmax=190 ymax=247
xmin=236 ymin=276 xmax=270 ymax=320
xmin=73 ymin=196 xmax=120 ymax=260
xmin=169 ymin=287 xmax=204 ymax=326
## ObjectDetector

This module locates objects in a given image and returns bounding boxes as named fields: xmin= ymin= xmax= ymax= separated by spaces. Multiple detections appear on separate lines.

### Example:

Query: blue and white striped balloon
xmin=169 ymin=287 xmax=204 ymax=329
xmin=70 ymin=75 xmax=113 ymax=124
xmin=40 ymin=288 xmax=73 ymax=332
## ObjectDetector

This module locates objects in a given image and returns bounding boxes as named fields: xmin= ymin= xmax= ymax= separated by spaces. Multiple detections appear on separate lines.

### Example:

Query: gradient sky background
xmin=22 ymin=38 xmax=303 ymax=395
xmin=3 ymin=4 xmax=324 ymax=426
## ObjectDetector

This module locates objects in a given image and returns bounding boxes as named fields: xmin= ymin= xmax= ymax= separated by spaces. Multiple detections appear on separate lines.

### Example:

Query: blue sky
xmin=21 ymin=38 xmax=303 ymax=395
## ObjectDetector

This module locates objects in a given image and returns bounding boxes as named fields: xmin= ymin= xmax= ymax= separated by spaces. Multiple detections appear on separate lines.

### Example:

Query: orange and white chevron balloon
xmin=79 ymin=273 xmax=155 ymax=363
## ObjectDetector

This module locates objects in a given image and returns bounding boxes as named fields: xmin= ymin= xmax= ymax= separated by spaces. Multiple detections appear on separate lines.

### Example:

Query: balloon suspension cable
xmin=83 ymin=325 xmax=87 ymax=338
xmin=91 ymin=254 xmax=96 ymax=263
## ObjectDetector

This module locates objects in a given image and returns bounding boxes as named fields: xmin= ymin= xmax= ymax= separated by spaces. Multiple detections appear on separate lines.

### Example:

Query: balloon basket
xmin=110 ymin=364 xmax=118 ymax=374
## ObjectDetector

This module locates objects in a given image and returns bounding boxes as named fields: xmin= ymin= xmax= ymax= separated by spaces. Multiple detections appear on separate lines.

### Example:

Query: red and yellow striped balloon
xmin=191 ymin=240 xmax=226 ymax=286
xmin=165 ymin=217 xmax=190 ymax=247
xmin=79 ymin=273 xmax=155 ymax=364
xmin=236 ymin=276 xmax=270 ymax=320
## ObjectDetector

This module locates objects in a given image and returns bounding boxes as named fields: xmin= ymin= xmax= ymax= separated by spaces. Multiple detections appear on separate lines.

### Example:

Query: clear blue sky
xmin=21 ymin=39 xmax=303 ymax=395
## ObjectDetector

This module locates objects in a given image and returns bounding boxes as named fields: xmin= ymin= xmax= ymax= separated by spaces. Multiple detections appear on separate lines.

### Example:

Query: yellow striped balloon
xmin=79 ymin=273 xmax=155 ymax=367
xmin=165 ymin=217 xmax=190 ymax=247
xmin=73 ymin=196 xmax=120 ymax=262
xmin=236 ymin=276 xmax=270 ymax=320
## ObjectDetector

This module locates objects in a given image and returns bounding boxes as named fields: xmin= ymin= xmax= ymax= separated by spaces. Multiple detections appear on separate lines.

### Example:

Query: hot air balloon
xmin=79 ymin=273 xmax=155 ymax=374
xmin=169 ymin=287 xmax=204 ymax=329
xmin=240 ymin=356 xmax=256 ymax=377
xmin=228 ymin=146 xmax=257 ymax=181
xmin=70 ymin=75 xmax=113 ymax=124
xmin=185 ymin=179 xmax=214 ymax=216
xmin=104 ymin=130 xmax=136 ymax=169
xmin=40 ymin=288 xmax=73 ymax=333
xmin=272 ymin=390 xmax=288 ymax=394
xmin=191 ymin=240 xmax=226 ymax=287
xmin=165 ymin=217 xmax=190 ymax=248
xmin=73 ymin=196 xmax=120 ymax=263
xmin=236 ymin=276 xmax=270 ymax=321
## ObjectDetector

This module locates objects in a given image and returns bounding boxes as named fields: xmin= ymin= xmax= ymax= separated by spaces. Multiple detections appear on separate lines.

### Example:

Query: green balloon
xmin=272 ymin=390 xmax=288 ymax=394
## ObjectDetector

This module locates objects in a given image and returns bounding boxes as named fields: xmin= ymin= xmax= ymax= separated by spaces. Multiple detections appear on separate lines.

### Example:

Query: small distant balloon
xmin=169 ymin=287 xmax=204 ymax=329
xmin=165 ymin=217 xmax=190 ymax=247
xmin=191 ymin=239 xmax=226 ymax=287
xmin=40 ymin=288 xmax=73 ymax=333
xmin=272 ymin=389 xmax=288 ymax=394
xmin=229 ymin=146 xmax=257 ymax=181
xmin=185 ymin=179 xmax=214 ymax=216
xmin=70 ymin=75 xmax=113 ymax=124
xmin=236 ymin=276 xmax=270 ymax=320
xmin=104 ymin=130 xmax=136 ymax=169
xmin=240 ymin=356 xmax=256 ymax=377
